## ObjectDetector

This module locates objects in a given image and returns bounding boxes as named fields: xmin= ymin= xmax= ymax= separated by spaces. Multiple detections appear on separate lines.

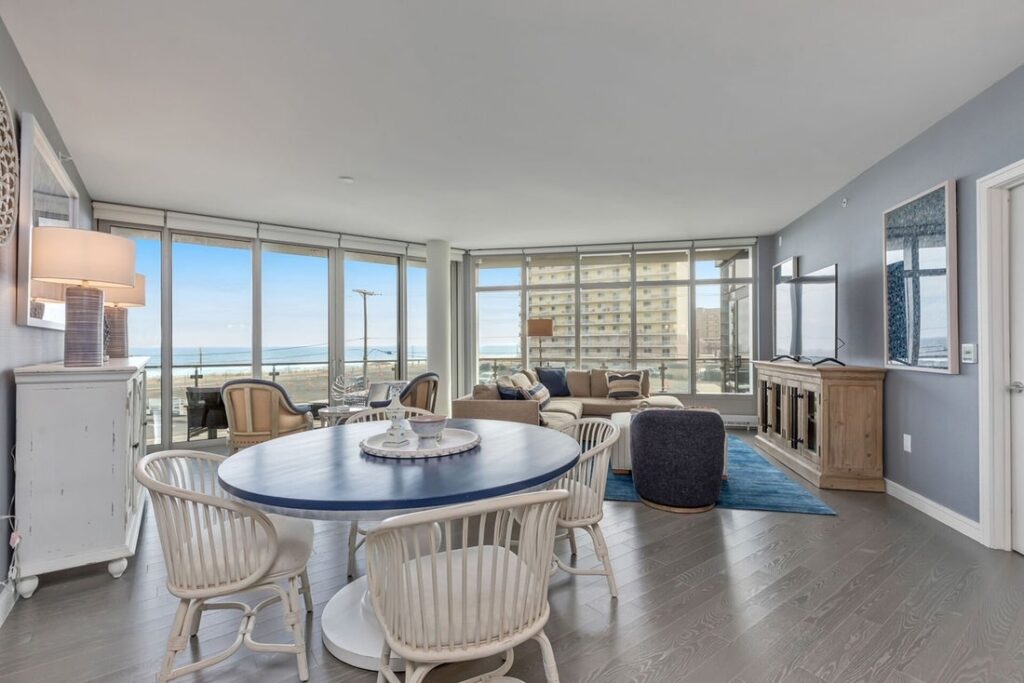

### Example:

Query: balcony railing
xmin=142 ymin=358 xmax=422 ymax=445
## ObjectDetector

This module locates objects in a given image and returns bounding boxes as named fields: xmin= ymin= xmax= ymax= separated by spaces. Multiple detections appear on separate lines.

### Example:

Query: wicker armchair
xmin=221 ymin=379 xmax=313 ymax=454
xmin=551 ymin=417 xmax=621 ymax=597
xmin=136 ymin=450 xmax=313 ymax=681
xmin=365 ymin=490 xmax=568 ymax=683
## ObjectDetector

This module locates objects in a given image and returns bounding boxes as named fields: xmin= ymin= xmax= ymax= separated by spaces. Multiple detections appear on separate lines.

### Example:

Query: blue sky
xmin=126 ymin=235 xmax=428 ymax=360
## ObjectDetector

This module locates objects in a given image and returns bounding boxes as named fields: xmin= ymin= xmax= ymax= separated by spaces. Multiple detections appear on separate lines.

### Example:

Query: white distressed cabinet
xmin=13 ymin=357 xmax=149 ymax=598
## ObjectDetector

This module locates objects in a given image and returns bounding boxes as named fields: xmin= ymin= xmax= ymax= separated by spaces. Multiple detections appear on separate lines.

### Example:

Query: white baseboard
xmin=885 ymin=479 xmax=981 ymax=543
xmin=723 ymin=414 xmax=757 ymax=429
xmin=0 ymin=582 xmax=16 ymax=631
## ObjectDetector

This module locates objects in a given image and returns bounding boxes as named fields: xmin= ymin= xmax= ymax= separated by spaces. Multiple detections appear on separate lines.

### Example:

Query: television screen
xmin=796 ymin=264 xmax=838 ymax=360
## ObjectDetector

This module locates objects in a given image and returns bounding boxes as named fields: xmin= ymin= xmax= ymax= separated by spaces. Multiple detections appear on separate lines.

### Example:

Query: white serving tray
xmin=360 ymin=428 xmax=481 ymax=459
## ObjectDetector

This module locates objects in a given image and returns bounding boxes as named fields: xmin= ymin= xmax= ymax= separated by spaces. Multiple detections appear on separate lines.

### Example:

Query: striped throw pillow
xmin=519 ymin=381 xmax=552 ymax=408
xmin=606 ymin=372 xmax=643 ymax=399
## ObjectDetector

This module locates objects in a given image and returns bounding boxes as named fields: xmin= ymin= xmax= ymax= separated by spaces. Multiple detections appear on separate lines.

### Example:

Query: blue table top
xmin=217 ymin=418 xmax=580 ymax=515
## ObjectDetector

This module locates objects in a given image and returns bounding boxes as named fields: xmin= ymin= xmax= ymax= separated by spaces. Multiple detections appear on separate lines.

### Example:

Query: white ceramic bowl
xmin=408 ymin=415 xmax=447 ymax=440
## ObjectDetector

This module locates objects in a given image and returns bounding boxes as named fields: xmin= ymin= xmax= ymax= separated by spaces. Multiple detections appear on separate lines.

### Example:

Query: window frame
xmin=470 ymin=242 xmax=756 ymax=396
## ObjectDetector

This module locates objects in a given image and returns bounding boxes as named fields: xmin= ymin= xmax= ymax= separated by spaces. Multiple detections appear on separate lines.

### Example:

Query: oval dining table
xmin=217 ymin=417 xmax=581 ymax=672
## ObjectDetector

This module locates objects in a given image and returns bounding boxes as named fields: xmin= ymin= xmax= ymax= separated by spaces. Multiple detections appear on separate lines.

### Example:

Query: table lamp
xmin=100 ymin=273 xmax=145 ymax=359
xmin=31 ymin=227 xmax=136 ymax=367
xmin=527 ymin=317 xmax=554 ymax=367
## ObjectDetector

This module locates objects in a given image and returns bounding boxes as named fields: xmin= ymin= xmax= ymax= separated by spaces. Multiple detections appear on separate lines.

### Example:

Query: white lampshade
xmin=101 ymin=273 xmax=146 ymax=307
xmin=32 ymin=227 xmax=136 ymax=288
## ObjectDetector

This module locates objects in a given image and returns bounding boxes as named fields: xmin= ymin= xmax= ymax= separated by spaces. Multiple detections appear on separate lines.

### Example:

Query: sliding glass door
xmin=261 ymin=243 xmax=330 ymax=404
xmin=341 ymin=252 xmax=400 ymax=402
xmin=171 ymin=234 xmax=253 ymax=443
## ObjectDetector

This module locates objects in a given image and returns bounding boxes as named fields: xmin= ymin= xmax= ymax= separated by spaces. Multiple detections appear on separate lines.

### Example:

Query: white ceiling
xmin=3 ymin=1 xmax=1024 ymax=248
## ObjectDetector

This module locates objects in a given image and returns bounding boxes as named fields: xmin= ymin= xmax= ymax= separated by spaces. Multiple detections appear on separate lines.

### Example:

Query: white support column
xmin=426 ymin=240 xmax=452 ymax=415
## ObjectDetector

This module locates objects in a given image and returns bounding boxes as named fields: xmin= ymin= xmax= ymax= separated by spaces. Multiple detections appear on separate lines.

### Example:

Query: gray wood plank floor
xmin=2 ymin=432 xmax=1024 ymax=682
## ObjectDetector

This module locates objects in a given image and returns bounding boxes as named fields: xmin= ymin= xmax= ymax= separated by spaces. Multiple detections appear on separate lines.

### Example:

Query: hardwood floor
xmin=2 ymin=433 xmax=1024 ymax=682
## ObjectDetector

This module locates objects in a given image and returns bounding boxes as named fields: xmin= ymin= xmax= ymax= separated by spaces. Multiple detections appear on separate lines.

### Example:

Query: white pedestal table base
xmin=321 ymin=576 xmax=405 ymax=671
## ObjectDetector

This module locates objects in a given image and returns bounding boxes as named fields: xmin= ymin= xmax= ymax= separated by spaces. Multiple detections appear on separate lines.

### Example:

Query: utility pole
xmin=353 ymin=289 xmax=381 ymax=390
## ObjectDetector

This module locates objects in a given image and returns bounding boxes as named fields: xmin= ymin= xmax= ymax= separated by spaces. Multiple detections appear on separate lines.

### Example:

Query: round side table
xmin=318 ymin=404 xmax=355 ymax=427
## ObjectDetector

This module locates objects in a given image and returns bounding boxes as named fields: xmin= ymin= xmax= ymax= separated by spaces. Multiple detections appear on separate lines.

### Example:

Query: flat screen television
xmin=795 ymin=264 xmax=838 ymax=361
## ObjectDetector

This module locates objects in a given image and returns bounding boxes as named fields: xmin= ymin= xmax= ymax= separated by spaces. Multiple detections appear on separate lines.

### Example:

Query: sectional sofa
xmin=452 ymin=368 xmax=682 ymax=428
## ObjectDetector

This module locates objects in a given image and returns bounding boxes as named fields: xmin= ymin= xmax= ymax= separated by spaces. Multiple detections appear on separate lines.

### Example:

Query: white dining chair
xmin=345 ymin=406 xmax=432 ymax=424
xmin=344 ymin=405 xmax=433 ymax=578
xmin=136 ymin=450 xmax=314 ymax=682
xmin=364 ymin=489 xmax=569 ymax=683
xmin=552 ymin=417 xmax=621 ymax=598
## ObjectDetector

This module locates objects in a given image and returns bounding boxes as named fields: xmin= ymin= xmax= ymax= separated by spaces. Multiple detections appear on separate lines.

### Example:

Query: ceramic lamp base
xmin=104 ymin=306 xmax=128 ymax=359
xmin=64 ymin=286 xmax=104 ymax=367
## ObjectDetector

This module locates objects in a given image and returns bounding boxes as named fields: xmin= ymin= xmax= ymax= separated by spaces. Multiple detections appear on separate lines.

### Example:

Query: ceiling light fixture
xmin=338 ymin=176 xmax=356 ymax=184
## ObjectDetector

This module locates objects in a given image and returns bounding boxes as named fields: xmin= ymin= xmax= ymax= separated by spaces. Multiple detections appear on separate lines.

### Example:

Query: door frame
xmin=978 ymin=157 xmax=1024 ymax=550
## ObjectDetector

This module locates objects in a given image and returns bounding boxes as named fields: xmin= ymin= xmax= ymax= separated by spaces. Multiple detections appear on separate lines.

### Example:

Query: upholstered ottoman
xmin=630 ymin=409 xmax=725 ymax=512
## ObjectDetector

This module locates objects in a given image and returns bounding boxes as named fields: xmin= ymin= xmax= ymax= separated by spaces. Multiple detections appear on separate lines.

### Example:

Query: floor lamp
xmin=31 ymin=227 xmax=136 ymax=367
xmin=527 ymin=318 xmax=554 ymax=367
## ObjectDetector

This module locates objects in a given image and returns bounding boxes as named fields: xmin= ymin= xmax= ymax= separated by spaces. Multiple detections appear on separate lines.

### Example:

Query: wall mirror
xmin=883 ymin=180 xmax=958 ymax=373
xmin=16 ymin=113 xmax=79 ymax=330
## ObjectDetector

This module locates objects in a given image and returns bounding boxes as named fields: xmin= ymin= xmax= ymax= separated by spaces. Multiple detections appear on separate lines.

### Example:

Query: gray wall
xmin=772 ymin=63 xmax=1024 ymax=521
xmin=0 ymin=17 xmax=91 ymax=574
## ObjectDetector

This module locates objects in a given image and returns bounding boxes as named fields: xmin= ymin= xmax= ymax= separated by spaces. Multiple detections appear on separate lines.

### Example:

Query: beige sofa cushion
xmin=543 ymin=398 xmax=583 ymax=419
xmin=540 ymin=410 xmax=576 ymax=429
xmin=578 ymin=396 xmax=643 ymax=417
xmin=472 ymin=383 xmax=500 ymax=400
xmin=566 ymin=370 xmax=591 ymax=398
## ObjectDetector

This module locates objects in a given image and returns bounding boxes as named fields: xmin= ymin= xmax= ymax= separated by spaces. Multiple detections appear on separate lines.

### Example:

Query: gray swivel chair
xmin=630 ymin=409 xmax=725 ymax=512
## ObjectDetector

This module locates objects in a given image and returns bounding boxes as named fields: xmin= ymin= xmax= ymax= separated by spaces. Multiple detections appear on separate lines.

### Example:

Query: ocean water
xmin=136 ymin=343 xmax=520 ymax=366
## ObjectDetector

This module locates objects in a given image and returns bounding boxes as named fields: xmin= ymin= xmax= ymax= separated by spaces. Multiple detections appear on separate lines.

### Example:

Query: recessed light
xmin=338 ymin=176 xmax=356 ymax=184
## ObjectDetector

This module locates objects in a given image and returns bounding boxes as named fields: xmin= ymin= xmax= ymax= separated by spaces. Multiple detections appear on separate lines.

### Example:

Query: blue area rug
xmin=605 ymin=435 xmax=836 ymax=516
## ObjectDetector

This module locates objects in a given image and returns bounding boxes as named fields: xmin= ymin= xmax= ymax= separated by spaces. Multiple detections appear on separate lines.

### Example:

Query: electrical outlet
xmin=903 ymin=434 xmax=912 ymax=453
xmin=961 ymin=343 xmax=977 ymax=364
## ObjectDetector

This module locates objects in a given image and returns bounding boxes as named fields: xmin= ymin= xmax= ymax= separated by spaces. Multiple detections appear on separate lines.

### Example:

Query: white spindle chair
xmin=365 ymin=489 xmax=569 ymax=683
xmin=345 ymin=406 xmax=432 ymax=424
xmin=344 ymin=405 xmax=433 ymax=578
xmin=551 ymin=417 xmax=621 ymax=598
xmin=137 ymin=450 xmax=314 ymax=682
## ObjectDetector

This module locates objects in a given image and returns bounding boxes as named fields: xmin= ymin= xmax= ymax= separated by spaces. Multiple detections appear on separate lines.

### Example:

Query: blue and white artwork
xmin=883 ymin=181 xmax=958 ymax=372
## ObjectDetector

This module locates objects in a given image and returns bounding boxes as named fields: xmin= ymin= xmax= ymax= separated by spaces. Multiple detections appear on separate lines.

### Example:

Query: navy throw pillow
xmin=535 ymin=366 xmax=571 ymax=397
xmin=496 ymin=376 xmax=524 ymax=400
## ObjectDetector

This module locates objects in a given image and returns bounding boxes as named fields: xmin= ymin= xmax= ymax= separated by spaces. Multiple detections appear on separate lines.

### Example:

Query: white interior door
xmin=1010 ymin=184 xmax=1024 ymax=552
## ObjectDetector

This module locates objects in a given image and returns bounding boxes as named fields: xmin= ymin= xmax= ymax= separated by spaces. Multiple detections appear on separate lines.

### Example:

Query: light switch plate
xmin=961 ymin=343 xmax=977 ymax=364
xmin=903 ymin=434 xmax=912 ymax=453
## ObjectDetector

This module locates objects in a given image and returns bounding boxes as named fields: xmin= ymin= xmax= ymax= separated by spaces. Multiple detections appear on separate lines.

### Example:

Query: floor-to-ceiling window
xmin=470 ymin=242 xmax=754 ymax=395
xmin=261 ymin=242 xmax=329 ymax=403
xmin=343 ymin=252 xmax=400 ymax=400
xmin=637 ymin=249 xmax=690 ymax=393
xmin=474 ymin=255 xmax=523 ymax=382
xmin=579 ymin=252 xmax=633 ymax=370
xmin=110 ymin=226 xmax=163 ymax=444
xmin=694 ymin=247 xmax=752 ymax=394
xmin=406 ymin=260 xmax=428 ymax=378
xmin=526 ymin=253 xmax=577 ymax=368
xmin=171 ymin=234 xmax=253 ymax=443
